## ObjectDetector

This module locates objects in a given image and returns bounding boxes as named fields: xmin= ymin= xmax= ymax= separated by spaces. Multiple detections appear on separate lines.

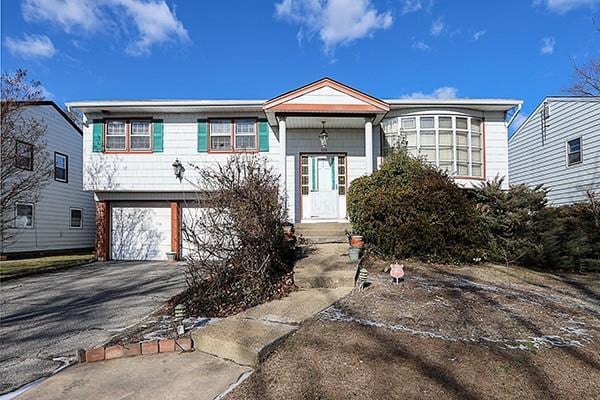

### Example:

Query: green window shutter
xmin=197 ymin=119 xmax=208 ymax=152
xmin=258 ymin=120 xmax=269 ymax=152
xmin=152 ymin=119 xmax=164 ymax=152
xmin=92 ymin=119 xmax=103 ymax=152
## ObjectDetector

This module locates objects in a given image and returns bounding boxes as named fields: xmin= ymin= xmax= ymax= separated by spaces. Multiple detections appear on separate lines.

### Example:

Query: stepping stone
xmin=193 ymin=318 xmax=296 ymax=367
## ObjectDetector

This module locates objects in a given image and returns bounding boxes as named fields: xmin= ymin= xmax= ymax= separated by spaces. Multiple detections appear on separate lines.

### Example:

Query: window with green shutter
xmin=152 ymin=119 xmax=163 ymax=152
xmin=258 ymin=120 xmax=269 ymax=152
xmin=197 ymin=119 xmax=208 ymax=152
xmin=92 ymin=119 xmax=103 ymax=152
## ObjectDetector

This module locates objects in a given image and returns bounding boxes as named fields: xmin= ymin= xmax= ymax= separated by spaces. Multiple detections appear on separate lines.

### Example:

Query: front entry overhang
xmin=262 ymin=77 xmax=390 ymax=126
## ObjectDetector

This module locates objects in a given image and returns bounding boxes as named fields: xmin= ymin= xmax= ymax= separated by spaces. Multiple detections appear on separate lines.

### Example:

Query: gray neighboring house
xmin=2 ymin=101 xmax=96 ymax=256
xmin=509 ymin=96 xmax=600 ymax=205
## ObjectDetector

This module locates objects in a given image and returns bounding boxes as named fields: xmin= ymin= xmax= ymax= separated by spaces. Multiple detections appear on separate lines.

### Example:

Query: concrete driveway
xmin=0 ymin=261 xmax=186 ymax=395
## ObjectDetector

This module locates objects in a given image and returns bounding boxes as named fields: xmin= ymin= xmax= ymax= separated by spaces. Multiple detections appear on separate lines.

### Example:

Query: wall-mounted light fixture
xmin=172 ymin=159 xmax=185 ymax=182
xmin=319 ymin=120 xmax=329 ymax=151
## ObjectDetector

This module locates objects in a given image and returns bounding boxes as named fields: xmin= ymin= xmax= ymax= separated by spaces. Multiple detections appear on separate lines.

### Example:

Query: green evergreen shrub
xmin=348 ymin=150 xmax=482 ymax=262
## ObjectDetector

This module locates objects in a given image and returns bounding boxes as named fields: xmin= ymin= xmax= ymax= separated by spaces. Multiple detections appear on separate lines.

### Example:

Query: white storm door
xmin=309 ymin=156 xmax=338 ymax=219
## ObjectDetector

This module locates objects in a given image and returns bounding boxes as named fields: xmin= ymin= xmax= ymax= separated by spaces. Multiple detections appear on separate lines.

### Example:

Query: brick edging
xmin=80 ymin=338 xmax=193 ymax=363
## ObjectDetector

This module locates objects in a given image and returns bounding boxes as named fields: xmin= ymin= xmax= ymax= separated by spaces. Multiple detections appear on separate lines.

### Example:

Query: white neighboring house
xmin=2 ymin=101 xmax=96 ymax=256
xmin=67 ymin=78 xmax=522 ymax=261
xmin=509 ymin=96 xmax=600 ymax=205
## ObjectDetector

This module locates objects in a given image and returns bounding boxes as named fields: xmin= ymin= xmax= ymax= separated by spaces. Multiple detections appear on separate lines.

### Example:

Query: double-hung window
xmin=54 ymin=152 xmax=68 ymax=183
xmin=70 ymin=208 xmax=83 ymax=229
xmin=106 ymin=121 xmax=127 ymax=151
xmin=235 ymin=120 xmax=256 ymax=150
xmin=566 ymin=137 xmax=582 ymax=166
xmin=130 ymin=120 xmax=151 ymax=150
xmin=210 ymin=120 xmax=233 ymax=151
xmin=16 ymin=203 xmax=34 ymax=228
xmin=16 ymin=140 xmax=33 ymax=170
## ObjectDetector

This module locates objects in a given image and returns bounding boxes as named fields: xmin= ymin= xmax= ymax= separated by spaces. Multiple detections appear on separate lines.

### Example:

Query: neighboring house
xmin=2 ymin=101 xmax=96 ymax=256
xmin=67 ymin=78 xmax=521 ymax=261
xmin=509 ymin=96 xmax=600 ymax=205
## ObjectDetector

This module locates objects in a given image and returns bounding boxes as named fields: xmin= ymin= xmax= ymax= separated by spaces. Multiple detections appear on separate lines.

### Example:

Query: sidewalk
xmin=13 ymin=243 xmax=356 ymax=400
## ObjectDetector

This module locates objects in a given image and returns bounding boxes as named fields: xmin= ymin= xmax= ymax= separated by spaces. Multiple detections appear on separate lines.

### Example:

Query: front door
xmin=309 ymin=156 xmax=338 ymax=219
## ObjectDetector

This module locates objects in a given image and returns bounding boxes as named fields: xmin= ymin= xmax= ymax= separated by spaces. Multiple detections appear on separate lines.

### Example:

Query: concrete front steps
xmin=295 ymin=222 xmax=351 ymax=244
xmin=192 ymin=288 xmax=351 ymax=366
xmin=192 ymin=243 xmax=356 ymax=367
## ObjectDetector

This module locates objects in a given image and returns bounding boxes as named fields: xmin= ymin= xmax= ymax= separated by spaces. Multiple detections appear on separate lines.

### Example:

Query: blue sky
xmin=1 ymin=0 xmax=599 ymax=131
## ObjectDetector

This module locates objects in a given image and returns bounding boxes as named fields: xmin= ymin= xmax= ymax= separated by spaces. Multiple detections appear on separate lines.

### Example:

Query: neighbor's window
xmin=70 ymin=208 xmax=83 ymax=229
xmin=566 ymin=137 xmax=582 ymax=166
xmin=130 ymin=120 xmax=151 ymax=150
xmin=105 ymin=120 xmax=126 ymax=151
xmin=16 ymin=140 xmax=33 ymax=170
xmin=16 ymin=203 xmax=34 ymax=228
xmin=235 ymin=120 xmax=256 ymax=150
xmin=210 ymin=120 xmax=232 ymax=151
xmin=54 ymin=152 xmax=68 ymax=183
xmin=382 ymin=115 xmax=484 ymax=178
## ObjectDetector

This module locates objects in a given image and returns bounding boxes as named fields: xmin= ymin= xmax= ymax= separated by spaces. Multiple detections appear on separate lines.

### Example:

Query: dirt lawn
xmin=227 ymin=259 xmax=600 ymax=400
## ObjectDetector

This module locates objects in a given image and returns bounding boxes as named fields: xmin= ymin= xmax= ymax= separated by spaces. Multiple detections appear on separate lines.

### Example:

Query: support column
xmin=95 ymin=201 xmax=109 ymax=261
xmin=278 ymin=117 xmax=287 ymax=207
xmin=170 ymin=201 xmax=180 ymax=260
xmin=365 ymin=119 xmax=373 ymax=175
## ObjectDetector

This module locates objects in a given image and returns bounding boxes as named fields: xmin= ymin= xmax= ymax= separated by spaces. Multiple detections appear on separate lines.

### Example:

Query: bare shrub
xmin=182 ymin=155 xmax=294 ymax=316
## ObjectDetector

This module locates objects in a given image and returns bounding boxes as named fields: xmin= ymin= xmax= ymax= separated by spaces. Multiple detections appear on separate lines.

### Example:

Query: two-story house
xmin=2 ymin=101 xmax=96 ymax=256
xmin=67 ymin=78 xmax=522 ymax=261
xmin=509 ymin=96 xmax=600 ymax=205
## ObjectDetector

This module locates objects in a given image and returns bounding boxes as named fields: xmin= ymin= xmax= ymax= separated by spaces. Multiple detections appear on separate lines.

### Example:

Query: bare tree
xmin=182 ymin=155 xmax=294 ymax=316
xmin=566 ymin=59 xmax=600 ymax=96
xmin=1 ymin=70 xmax=53 ymax=249
xmin=565 ymin=21 xmax=600 ymax=96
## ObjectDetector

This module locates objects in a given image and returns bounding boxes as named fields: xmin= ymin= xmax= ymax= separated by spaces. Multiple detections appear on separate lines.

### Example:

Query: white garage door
xmin=111 ymin=202 xmax=172 ymax=261
xmin=180 ymin=204 xmax=206 ymax=259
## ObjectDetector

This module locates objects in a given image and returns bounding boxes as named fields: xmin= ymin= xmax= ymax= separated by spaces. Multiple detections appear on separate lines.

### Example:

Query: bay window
xmin=382 ymin=115 xmax=484 ymax=178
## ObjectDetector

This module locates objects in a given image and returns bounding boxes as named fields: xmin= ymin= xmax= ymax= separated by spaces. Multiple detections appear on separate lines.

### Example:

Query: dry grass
xmin=227 ymin=259 xmax=600 ymax=400
xmin=0 ymin=253 xmax=94 ymax=279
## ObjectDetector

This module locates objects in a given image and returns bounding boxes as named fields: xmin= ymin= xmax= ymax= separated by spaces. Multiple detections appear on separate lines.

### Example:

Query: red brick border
xmin=84 ymin=338 xmax=193 ymax=363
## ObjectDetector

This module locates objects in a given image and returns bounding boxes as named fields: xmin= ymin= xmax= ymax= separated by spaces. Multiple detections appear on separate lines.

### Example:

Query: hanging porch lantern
xmin=172 ymin=158 xmax=185 ymax=182
xmin=319 ymin=120 xmax=329 ymax=151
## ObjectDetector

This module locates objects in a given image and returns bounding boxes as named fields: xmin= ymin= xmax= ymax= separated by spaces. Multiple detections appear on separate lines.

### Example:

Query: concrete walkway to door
xmin=13 ymin=244 xmax=356 ymax=400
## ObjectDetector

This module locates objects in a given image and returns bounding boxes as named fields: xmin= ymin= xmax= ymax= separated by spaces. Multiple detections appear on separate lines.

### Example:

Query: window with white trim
xmin=566 ymin=137 xmax=582 ymax=166
xmin=235 ymin=120 xmax=256 ymax=150
xmin=106 ymin=121 xmax=126 ymax=151
xmin=16 ymin=140 xmax=33 ymax=170
xmin=16 ymin=203 xmax=34 ymax=228
xmin=210 ymin=120 xmax=232 ymax=151
xmin=130 ymin=120 xmax=151 ymax=150
xmin=382 ymin=115 xmax=484 ymax=178
xmin=70 ymin=208 xmax=83 ymax=229
xmin=54 ymin=152 xmax=68 ymax=183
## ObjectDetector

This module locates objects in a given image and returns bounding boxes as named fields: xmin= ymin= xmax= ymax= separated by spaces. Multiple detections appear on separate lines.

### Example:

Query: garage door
xmin=180 ymin=203 xmax=205 ymax=259
xmin=111 ymin=202 xmax=172 ymax=261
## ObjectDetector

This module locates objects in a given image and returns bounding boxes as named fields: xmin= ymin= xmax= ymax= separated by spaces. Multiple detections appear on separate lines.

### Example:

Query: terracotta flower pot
xmin=350 ymin=235 xmax=364 ymax=249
